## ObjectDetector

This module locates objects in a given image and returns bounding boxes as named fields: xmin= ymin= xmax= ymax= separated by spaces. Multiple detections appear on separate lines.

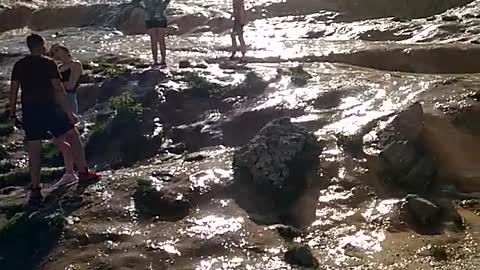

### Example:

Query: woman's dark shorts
xmin=22 ymin=104 xmax=74 ymax=141
xmin=145 ymin=18 xmax=168 ymax=29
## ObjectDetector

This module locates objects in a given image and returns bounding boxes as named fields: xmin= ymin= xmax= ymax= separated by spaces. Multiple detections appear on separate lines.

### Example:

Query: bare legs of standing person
xmin=158 ymin=28 xmax=167 ymax=65
xmin=230 ymin=29 xmax=246 ymax=60
xmin=147 ymin=28 xmax=159 ymax=65
xmin=230 ymin=31 xmax=238 ymax=60
xmin=27 ymin=141 xmax=42 ymax=188
xmin=53 ymin=139 xmax=74 ymax=175
xmin=238 ymin=31 xmax=246 ymax=59
xmin=148 ymin=28 xmax=167 ymax=66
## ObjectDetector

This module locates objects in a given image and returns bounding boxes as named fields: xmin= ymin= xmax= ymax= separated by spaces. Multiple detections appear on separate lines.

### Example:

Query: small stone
xmin=284 ymin=245 xmax=319 ymax=268
xmin=430 ymin=245 xmax=448 ymax=261
xmin=166 ymin=143 xmax=186 ymax=154
xmin=195 ymin=62 xmax=208 ymax=69
xmin=184 ymin=153 xmax=206 ymax=162
xmin=276 ymin=225 xmax=304 ymax=241
xmin=404 ymin=194 xmax=441 ymax=225
xmin=392 ymin=17 xmax=409 ymax=23
xmin=179 ymin=60 xmax=192 ymax=69
xmin=442 ymin=15 xmax=460 ymax=22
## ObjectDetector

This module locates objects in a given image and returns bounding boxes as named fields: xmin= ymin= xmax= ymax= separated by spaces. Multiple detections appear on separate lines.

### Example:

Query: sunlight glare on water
xmin=184 ymin=215 xmax=244 ymax=240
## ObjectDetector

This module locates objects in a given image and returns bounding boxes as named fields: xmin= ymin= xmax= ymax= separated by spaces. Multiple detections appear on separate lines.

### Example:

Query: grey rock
xmin=232 ymin=118 xmax=322 ymax=219
xmin=179 ymin=60 xmax=192 ymax=69
xmin=284 ymin=245 xmax=319 ymax=268
xmin=138 ymin=69 xmax=167 ymax=87
xmin=442 ymin=15 xmax=460 ymax=22
xmin=370 ymin=103 xmax=436 ymax=190
xmin=396 ymin=157 xmax=435 ymax=190
xmin=276 ymin=224 xmax=304 ymax=241
xmin=404 ymin=194 xmax=440 ymax=225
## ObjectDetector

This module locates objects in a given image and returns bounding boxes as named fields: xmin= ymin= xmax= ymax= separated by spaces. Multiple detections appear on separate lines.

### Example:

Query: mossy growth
xmin=109 ymin=92 xmax=143 ymax=125
xmin=0 ymin=212 xmax=65 ymax=269
xmin=0 ymin=167 xmax=64 ymax=189
xmin=84 ymin=61 xmax=130 ymax=79
xmin=0 ymin=144 xmax=8 ymax=160
xmin=86 ymin=93 xmax=151 ymax=165
xmin=430 ymin=245 xmax=448 ymax=261
xmin=133 ymin=178 xmax=157 ymax=215
xmin=183 ymin=72 xmax=222 ymax=98
xmin=0 ymin=159 xmax=15 ymax=174
xmin=289 ymin=65 xmax=312 ymax=87
xmin=135 ymin=177 xmax=155 ymax=197
xmin=0 ymin=123 xmax=14 ymax=138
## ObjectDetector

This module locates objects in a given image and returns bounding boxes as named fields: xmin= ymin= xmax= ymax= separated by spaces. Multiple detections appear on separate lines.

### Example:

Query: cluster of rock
xmin=231 ymin=118 xmax=323 ymax=224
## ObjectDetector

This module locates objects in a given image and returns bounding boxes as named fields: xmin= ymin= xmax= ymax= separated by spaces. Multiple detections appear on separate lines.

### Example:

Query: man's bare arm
xmin=9 ymin=81 xmax=19 ymax=118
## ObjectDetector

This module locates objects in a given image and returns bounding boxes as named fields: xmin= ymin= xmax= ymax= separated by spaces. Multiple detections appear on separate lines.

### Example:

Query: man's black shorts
xmin=22 ymin=105 xmax=74 ymax=141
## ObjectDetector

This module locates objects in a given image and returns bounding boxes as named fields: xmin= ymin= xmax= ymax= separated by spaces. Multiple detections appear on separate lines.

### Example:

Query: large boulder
xmin=116 ymin=7 xmax=146 ymax=35
xmin=403 ymin=194 xmax=441 ymax=225
xmin=281 ymin=0 xmax=474 ymax=20
xmin=0 ymin=6 xmax=33 ymax=33
xmin=365 ymin=103 xmax=436 ymax=191
xmin=284 ymin=245 xmax=319 ymax=268
xmin=29 ymin=5 xmax=112 ymax=31
xmin=232 ymin=118 xmax=322 ymax=224
xmin=76 ymin=84 xmax=102 ymax=113
xmin=221 ymin=107 xmax=304 ymax=147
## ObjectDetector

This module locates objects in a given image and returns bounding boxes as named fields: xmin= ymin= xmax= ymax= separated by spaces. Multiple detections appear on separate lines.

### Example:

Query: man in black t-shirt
xmin=9 ymin=34 xmax=100 ymax=203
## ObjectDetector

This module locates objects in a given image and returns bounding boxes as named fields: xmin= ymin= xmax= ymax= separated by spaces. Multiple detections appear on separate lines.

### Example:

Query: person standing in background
xmin=140 ymin=0 xmax=171 ymax=67
xmin=231 ymin=0 xmax=247 ymax=61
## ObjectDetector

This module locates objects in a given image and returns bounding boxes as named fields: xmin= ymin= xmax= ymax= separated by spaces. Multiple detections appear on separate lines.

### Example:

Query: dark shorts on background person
xmin=233 ymin=20 xmax=244 ymax=35
xmin=145 ymin=18 xmax=168 ymax=29
xmin=22 ymin=105 xmax=74 ymax=141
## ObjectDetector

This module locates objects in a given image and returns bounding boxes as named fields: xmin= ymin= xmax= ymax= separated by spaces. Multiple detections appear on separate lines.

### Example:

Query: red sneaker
xmin=78 ymin=170 xmax=101 ymax=183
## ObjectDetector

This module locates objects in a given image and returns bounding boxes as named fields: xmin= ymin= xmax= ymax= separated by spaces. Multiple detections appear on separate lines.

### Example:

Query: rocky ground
xmin=0 ymin=54 xmax=478 ymax=269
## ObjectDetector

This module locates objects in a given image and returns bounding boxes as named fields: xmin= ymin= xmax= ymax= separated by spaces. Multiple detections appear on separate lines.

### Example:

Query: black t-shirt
xmin=11 ymin=55 xmax=61 ymax=107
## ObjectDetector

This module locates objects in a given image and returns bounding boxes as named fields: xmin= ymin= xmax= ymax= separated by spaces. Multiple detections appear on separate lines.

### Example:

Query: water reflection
xmin=184 ymin=215 xmax=244 ymax=240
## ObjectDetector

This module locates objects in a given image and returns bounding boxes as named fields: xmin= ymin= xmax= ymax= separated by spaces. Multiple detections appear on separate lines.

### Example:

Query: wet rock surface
xmin=232 ymin=118 xmax=323 ymax=224
xmin=284 ymin=245 xmax=319 ymax=268
xmin=365 ymin=103 xmax=436 ymax=192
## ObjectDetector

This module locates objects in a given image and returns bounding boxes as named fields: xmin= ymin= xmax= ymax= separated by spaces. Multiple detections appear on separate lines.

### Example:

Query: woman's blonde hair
xmin=51 ymin=43 xmax=72 ymax=58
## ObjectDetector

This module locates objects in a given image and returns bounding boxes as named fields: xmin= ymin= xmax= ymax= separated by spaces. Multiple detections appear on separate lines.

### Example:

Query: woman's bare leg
xmin=53 ymin=138 xmax=74 ymax=174
xmin=230 ymin=32 xmax=238 ymax=59
xmin=147 ymin=28 xmax=158 ymax=65
xmin=238 ymin=32 xmax=247 ymax=58
xmin=157 ymin=28 xmax=167 ymax=65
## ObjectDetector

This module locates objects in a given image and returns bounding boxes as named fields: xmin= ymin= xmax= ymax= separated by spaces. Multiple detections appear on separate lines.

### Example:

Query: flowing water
xmin=2 ymin=0 xmax=480 ymax=269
